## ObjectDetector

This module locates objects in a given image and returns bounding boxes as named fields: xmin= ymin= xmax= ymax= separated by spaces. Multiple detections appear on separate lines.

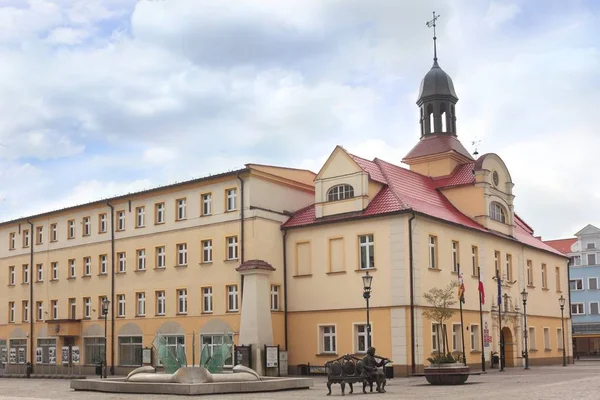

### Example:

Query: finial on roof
xmin=426 ymin=11 xmax=440 ymax=63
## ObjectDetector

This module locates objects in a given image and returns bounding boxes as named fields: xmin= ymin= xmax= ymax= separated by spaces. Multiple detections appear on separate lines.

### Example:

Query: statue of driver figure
xmin=362 ymin=347 xmax=388 ymax=393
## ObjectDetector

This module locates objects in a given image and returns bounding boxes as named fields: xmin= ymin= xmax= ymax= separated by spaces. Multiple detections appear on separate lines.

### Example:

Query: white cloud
xmin=483 ymin=2 xmax=521 ymax=28
xmin=46 ymin=27 xmax=90 ymax=45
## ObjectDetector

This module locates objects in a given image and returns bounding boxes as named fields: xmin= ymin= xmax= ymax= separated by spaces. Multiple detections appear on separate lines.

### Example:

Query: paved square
xmin=0 ymin=362 xmax=599 ymax=399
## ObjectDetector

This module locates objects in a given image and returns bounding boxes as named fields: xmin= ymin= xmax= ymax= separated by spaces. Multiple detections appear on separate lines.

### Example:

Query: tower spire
xmin=426 ymin=11 xmax=440 ymax=63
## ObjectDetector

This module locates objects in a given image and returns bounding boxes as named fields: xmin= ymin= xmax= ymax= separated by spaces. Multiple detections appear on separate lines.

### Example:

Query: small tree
xmin=422 ymin=282 xmax=458 ymax=365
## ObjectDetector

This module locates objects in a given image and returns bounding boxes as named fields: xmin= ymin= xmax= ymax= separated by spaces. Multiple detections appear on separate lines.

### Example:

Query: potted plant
xmin=422 ymin=282 xmax=470 ymax=385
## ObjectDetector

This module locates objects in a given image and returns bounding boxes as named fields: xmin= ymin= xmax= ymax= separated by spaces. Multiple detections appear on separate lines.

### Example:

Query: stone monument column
xmin=236 ymin=260 xmax=275 ymax=376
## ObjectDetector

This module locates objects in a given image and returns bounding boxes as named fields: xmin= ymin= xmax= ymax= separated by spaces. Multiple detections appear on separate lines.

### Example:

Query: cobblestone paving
xmin=1 ymin=362 xmax=599 ymax=399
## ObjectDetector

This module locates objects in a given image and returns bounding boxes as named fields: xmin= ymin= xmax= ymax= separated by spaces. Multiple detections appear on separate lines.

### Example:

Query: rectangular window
xmin=201 ymin=334 xmax=234 ymax=367
xmin=158 ymin=336 xmax=185 ymax=367
xmin=156 ymin=246 xmax=166 ymax=269
xmin=155 ymin=202 xmax=165 ymax=224
xmin=529 ymin=327 xmax=536 ymax=350
xmin=355 ymin=324 xmax=371 ymax=353
xmin=541 ymin=263 xmax=548 ymax=289
xmin=270 ymin=285 xmax=280 ymax=311
xmin=543 ymin=328 xmax=550 ymax=350
xmin=99 ymin=213 xmax=107 ymax=233
xmin=571 ymin=303 xmax=585 ymax=315
xmin=471 ymin=246 xmax=478 ymax=276
xmin=176 ymin=198 xmax=187 ymax=220
xmin=118 ymin=336 xmax=142 ymax=367
xmin=136 ymin=206 xmax=145 ymax=228
xmin=321 ymin=325 xmax=336 ymax=353
xmin=9 ymin=266 xmax=15 ymax=285
xmin=136 ymin=292 xmax=146 ymax=316
xmin=22 ymin=264 xmax=29 ymax=284
xmin=36 ymin=263 xmax=43 ymax=282
xmin=137 ymin=249 xmax=146 ymax=271
xmin=588 ymin=253 xmax=596 ymax=266
xmin=83 ymin=257 xmax=91 ymax=276
xmin=201 ymin=193 xmax=212 ymax=216
xmin=36 ymin=301 xmax=43 ymax=321
xmin=69 ymin=259 xmax=76 ymax=278
xmin=51 ymin=262 xmax=58 ymax=280
xmin=117 ymin=211 xmax=125 ymax=231
xmin=177 ymin=243 xmax=187 ymax=266
xmin=470 ymin=324 xmax=480 ymax=351
xmin=557 ymin=329 xmax=563 ymax=350
xmin=9 ymin=232 xmax=15 ymax=249
xmin=494 ymin=251 xmax=501 ymax=276
xmin=226 ymin=188 xmax=237 ymax=211
xmin=588 ymin=242 xmax=597 ymax=249
xmin=99 ymin=255 xmax=107 ymax=275
xmin=68 ymin=220 xmax=75 ymax=239
xmin=589 ymin=277 xmax=598 ymax=290
xmin=99 ymin=296 xmax=108 ymax=318
xmin=118 ymin=252 xmax=126 ymax=273
xmin=177 ymin=289 xmax=188 ymax=314
xmin=556 ymin=267 xmax=561 ymax=292
xmin=51 ymin=223 xmax=58 ymax=241
xmin=23 ymin=229 xmax=30 ymax=247
xmin=9 ymin=339 xmax=27 ymax=364
xmin=8 ymin=302 xmax=15 ymax=322
xmin=69 ymin=298 xmax=76 ymax=319
xmin=452 ymin=241 xmax=459 ymax=273
xmin=227 ymin=285 xmax=239 ymax=312
xmin=51 ymin=300 xmax=58 ymax=320
xmin=573 ymin=255 xmax=581 ymax=266
xmin=84 ymin=297 xmax=91 ymax=319
xmin=22 ymin=300 xmax=29 ymax=322
xmin=527 ymin=260 xmax=533 ymax=286
xmin=202 ymin=287 xmax=213 ymax=313
xmin=452 ymin=324 xmax=462 ymax=351
xmin=226 ymin=236 xmax=238 ymax=260
xmin=36 ymin=226 xmax=43 ymax=244
xmin=84 ymin=337 xmax=105 ymax=365
xmin=156 ymin=291 xmax=165 ymax=316
xmin=432 ymin=324 xmax=446 ymax=352
xmin=359 ymin=234 xmax=375 ymax=270
xmin=201 ymin=239 xmax=213 ymax=263
xmin=83 ymin=216 xmax=91 ymax=236
xmin=117 ymin=294 xmax=126 ymax=317
xmin=506 ymin=254 xmax=513 ymax=282
xmin=570 ymin=278 xmax=583 ymax=291
xmin=590 ymin=302 xmax=599 ymax=315
xmin=429 ymin=235 xmax=437 ymax=269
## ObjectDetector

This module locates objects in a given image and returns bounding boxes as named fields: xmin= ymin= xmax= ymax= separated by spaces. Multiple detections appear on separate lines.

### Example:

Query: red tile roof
xmin=433 ymin=163 xmax=476 ymax=189
xmin=283 ymin=152 xmax=566 ymax=257
xmin=236 ymin=259 xmax=276 ymax=272
xmin=403 ymin=134 xmax=474 ymax=161
xmin=543 ymin=238 xmax=577 ymax=255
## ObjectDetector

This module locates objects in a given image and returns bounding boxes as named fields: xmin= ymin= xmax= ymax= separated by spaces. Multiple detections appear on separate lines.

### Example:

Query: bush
xmin=427 ymin=353 xmax=457 ymax=365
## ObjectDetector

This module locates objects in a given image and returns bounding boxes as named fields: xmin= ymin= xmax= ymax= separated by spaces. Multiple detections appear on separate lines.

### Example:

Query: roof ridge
xmin=374 ymin=156 xmax=438 ymax=183
xmin=246 ymin=163 xmax=317 ymax=174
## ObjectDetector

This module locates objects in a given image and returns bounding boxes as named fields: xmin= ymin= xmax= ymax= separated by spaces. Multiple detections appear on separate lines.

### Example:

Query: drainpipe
xmin=237 ymin=173 xmax=245 ymax=295
xmin=26 ymin=219 xmax=34 ymax=376
xmin=566 ymin=257 xmax=572 ymax=362
xmin=283 ymin=230 xmax=288 ymax=351
xmin=408 ymin=212 xmax=416 ymax=375
xmin=106 ymin=201 xmax=115 ymax=375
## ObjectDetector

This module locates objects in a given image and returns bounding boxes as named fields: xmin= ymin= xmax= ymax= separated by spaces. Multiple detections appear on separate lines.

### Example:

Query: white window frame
xmin=319 ymin=325 xmax=337 ymax=354
xmin=23 ymin=264 xmax=29 ymax=284
xmin=99 ymin=214 xmax=107 ymax=233
xmin=23 ymin=229 xmax=30 ymax=247
xmin=117 ymin=295 xmax=126 ymax=317
xmin=571 ymin=303 xmax=585 ymax=315
xmin=557 ymin=328 xmax=563 ymax=350
xmin=136 ymin=206 xmax=145 ymax=228
xmin=177 ymin=243 xmax=187 ymax=266
xmin=9 ymin=266 xmax=15 ymax=285
xmin=68 ymin=220 xmax=75 ymax=239
xmin=51 ymin=300 xmax=58 ymax=320
xmin=226 ymin=236 xmax=238 ymax=260
xmin=573 ymin=255 xmax=581 ymax=266
xmin=51 ymin=224 xmax=58 ymax=241
xmin=589 ymin=302 xmax=600 ymax=316
xmin=9 ymin=302 xmax=15 ymax=322
xmin=270 ymin=285 xmax=280 ymax=311
xmin=176 ymin=198 xmax=187 ymax=220
xmin=9 ymin=232 xmax=15 ymax=249
xmin=137 ymin=249 xmax=146 ymax=271
xmin=451 ymin=241 xmax=459 ymax=273
xmin=84 ymin=257 xmax=91 ymax=276
xmin=136 ymin=292 xmax=146 ymax=316
xmin=155 ymin=291 xmax=165 ymax=316
xmin=432 ymin=323 xmax=446 ymax=352
xmin=429 ymin=235 xmax=437 ymax=269
xmin=226 ymin=189 xmax=237 ymax=212
xmin=353 ymin=323 xmax=371 ymax=354
xmin=202 ymin=239 xmax=213 ymax=263
xmin=470 ymin=324 xmax=480 ymax=351
xmin=227 ymin=285 xmax=238 ymax=312
xmin=541 ymin=264 xmax=547 ymax=289
xmin=156 ymin=246 xmax=166 ymax=269
xmin=177 ymin=289 xmax=188 ymax=314
xmin=36 ymin=226 xmax=43 ymax=244
xmin=202 ymin=287 xmax=213 ymax=313
xmin=117 ymin=211 xmax=125 ymax=231
xmin=588 ymin=253 xmax=597 ymax=266
xmin=452 ymin=323 xmax=462 ymax=351
xmin=489 ymin=202 xmax=507 ymax=223
xmin=69 ymin=259 xmax=76 ymax=278
xmin=202 ymin=193 xmax=212 ymax=216
xmin=83 ymin=217 xmax=91 ymax=236
xmin=36 ymin=264 xmax=43 ymax=282
xmin=589 ymin=277 xmax=598 ymax=290
xmin=528 ymin=326 xmax=536 ymax=350
xmin=51 ymin=262 xmax=58 ymax=280
xmin=37 ymin=301 xmax=43 ymax=321
xmin=543 ymin=327 xmax=550 ymax=350
xmin=359 ymin=234 xmax=375 ymax=270
xmin=570 ymin=278 xmax=584 ymax=291
xmin=84 ymin=298 xmax=91 ymax=319
xmin=23 ymin=300 xmax=29 ymax=322
xmin=118 ymin=252 xmax=126 ymax=273
xmin=99 ymin=255 xmax=107 ymax=275
xmin=155 ymin=203 xmax=165 ymax=224
xmin=69 ymin=298 xmax=76 ymax=319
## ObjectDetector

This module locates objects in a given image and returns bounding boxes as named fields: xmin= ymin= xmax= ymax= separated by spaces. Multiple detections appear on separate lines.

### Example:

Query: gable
xmin=575 ymin=224 xmax=600 ymax=237
xmin=315 ymin=146 xmax=363 ymax=181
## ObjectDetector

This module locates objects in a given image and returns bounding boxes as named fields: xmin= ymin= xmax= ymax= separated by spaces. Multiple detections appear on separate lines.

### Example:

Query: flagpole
xmin=478 ymin=267 xmax=485 ymax=372
xmin=497 ymin=268 xmax=505 ymax=372
xmin=458 ymin=264 xmax=467 ymax=366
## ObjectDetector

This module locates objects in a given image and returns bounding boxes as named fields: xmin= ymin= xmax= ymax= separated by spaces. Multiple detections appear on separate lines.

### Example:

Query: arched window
xmin=327 ymin=184 xmax=354 ymax=202
xmin=427 ymin=104 xmax=434 ymax=134
xmin=489 ymin=202 xmax=507 ymax=223
xmin=440 ymin=103 xmax=447 ymax=133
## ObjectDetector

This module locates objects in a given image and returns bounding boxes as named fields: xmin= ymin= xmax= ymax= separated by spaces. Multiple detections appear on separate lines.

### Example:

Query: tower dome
xmin=418 ymin=60 xmax=458 ymax=104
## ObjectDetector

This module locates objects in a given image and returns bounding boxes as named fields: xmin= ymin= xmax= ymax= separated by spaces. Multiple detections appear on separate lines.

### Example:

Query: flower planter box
xmin=424 ymin=363 xmax=470 ymax=385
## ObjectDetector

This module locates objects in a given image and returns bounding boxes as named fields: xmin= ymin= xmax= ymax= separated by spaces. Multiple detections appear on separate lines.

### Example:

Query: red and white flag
xmin=478 ymin=269 xmax=485 ymax=305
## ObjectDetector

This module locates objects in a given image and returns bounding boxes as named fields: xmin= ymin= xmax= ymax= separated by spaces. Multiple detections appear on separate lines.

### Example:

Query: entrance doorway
xmin=501 ymin=327 xmax=514 ymax=367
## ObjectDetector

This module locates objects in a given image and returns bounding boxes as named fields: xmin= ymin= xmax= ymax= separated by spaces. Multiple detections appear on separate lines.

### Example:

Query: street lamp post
xmin=559 ymin=295 xmax=567 ymax=367
xmin=521 ymin=289 xmax=529 ymax=370
xmin=362 ymin=270 xmax=373 ymax=348
xmin=102 ymin=298 xmax=110 ymax=379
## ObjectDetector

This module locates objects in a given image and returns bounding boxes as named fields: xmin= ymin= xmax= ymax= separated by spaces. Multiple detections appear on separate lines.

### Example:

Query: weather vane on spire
xmin=426 ymin=11 xmax=440 ymax=62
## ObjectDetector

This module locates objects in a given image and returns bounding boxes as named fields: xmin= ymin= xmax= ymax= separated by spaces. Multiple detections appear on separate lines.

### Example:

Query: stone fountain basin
xmin=424 ymin=363 xmax=470 ymax=385
xmin=70 ymin=376 xmax=313 ymax=396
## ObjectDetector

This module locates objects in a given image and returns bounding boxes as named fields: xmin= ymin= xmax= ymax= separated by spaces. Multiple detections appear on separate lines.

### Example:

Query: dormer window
xmin=489 ymin=202 xmax=507 ymax=223
xmin=327 ymin=184 xmax=354 ymax=202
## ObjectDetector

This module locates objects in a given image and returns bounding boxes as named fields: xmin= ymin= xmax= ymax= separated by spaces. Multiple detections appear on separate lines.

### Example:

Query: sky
xmin=0 ymin=0 xmax=598 ymax=240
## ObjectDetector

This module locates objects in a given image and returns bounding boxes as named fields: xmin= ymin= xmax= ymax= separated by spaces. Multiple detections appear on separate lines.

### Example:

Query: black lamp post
xmin=102 ymin=298 xmax=110 ymax=379
xmin=559 ymin=295 xmax=567 ymax=367
xmin=362 ymin=270 xmax=373 ymax=348
xmin=521 ymin=289 xmax=529 ymax=370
